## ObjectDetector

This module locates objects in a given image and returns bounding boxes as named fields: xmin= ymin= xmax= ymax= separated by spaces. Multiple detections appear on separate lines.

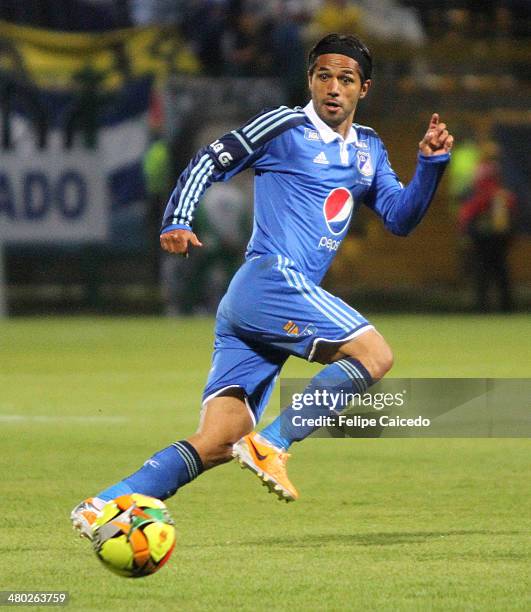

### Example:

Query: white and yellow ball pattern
xmin=92 ymin=494 xmax=176 ymax=578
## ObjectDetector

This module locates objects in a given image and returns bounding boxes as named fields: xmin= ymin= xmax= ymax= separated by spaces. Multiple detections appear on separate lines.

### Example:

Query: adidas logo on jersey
xmin=313 ymin=151 xmax=329 ymax=165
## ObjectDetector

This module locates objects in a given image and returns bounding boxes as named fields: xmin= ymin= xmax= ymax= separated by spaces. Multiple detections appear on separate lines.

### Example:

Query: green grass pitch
xmin=1 ymin=315 xmax=529 ymax=611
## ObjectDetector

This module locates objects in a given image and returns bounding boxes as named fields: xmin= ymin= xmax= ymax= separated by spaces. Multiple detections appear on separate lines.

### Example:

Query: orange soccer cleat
xmin=233 ymin=432 xmax=299 ymax=502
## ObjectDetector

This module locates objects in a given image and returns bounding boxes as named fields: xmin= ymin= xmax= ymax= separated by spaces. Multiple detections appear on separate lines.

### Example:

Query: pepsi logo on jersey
xmin=318 ymin=236 xmax=341 ymax=251
xmin=323 ymin=188 xmax=354 ymax=236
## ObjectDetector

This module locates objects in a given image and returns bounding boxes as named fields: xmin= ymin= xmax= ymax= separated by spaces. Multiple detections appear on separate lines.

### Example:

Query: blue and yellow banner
xmin=0 ymin=76 xmax=153 ymax=243
xmin=0 ymin=20 xmax=199 ymax=90
xmin=0 ymin=20 xmax=183 ymax=243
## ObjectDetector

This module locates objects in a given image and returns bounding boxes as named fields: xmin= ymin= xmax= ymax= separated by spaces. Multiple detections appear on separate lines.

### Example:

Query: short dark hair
xmin=308 ymin=33 xmax=373 ymax=82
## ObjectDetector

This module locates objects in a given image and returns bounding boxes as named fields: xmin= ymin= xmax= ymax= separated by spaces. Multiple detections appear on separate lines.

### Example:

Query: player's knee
xmin=364 ymin=336 xmax=394 ymax=380
xmin=338 ymin=332 xmax=394 ymax=380
xmin=200 ymin=437 xmax=239 ymax=469
xmin=371 ymin=343 xmax=394 ymax=380
xmin=188 ymin=432 xmax=240 ymax=470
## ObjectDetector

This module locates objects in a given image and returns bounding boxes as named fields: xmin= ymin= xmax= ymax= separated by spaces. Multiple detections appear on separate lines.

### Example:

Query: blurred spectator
xmin=269 ymin=1 xmax=307 ymax=107
xmin=129 ymin=0 xmax=184 ymax=26
xmin=64 ymin=65 xmax=108 ymax=149
xmin=448 ymin=135 xmax=481 ymax=205
xmin=458 ymin=144 xmax=518 ymax=312
xmin=222 ymin=9 xmax=272 ymax=76
xmin=0 ymin=0 xmax=131 ymax=31
xmin=306 ymin=0 xmax=365 ymax=42
xmin=501 ymin=0 xmax=531 ymax=39
xmin=358 ymin=0 xmax=425 ymax=45
xmin=199 ymin=181 xmax=250 ymax=310
xmin=183 ymin=1 xmax=227 ymax=75
xmin=305 ymin=0 xmax=425 ymax=48
xmin=160 ymin=182 xmax=249 ymax=315
xmin=143 ymin=135 xmax=172 ymax=279
xmin=403 ymin=0 xmax=530 ymax=40
xmin=142 ymin=88 xmax=173 ymax=281
xmin=447 ymin=133 xmax=481 ymax=301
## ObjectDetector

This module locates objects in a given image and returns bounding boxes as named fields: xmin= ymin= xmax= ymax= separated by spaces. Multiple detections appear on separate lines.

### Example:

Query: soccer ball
xmin=92 ymin=494 xmax=176 ymax=578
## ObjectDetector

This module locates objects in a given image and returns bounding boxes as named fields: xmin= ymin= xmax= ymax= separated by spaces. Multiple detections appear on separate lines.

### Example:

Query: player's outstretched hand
xmin=160 ymin=228 xmax=203 ymax=256
xmin=419 ymin=113 xmax=454 ymax=156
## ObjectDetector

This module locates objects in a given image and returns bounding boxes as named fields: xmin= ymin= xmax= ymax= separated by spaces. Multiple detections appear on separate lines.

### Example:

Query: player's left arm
xmin=365 ymin=114 xmax=454 ymax=236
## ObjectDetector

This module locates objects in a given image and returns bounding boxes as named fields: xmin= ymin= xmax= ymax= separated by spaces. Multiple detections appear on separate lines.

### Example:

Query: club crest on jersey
xmin=323 ymin=188 xmax=354 ymax=235
xmin=356 ymin=150 xmax=373 ymax=177
xmin=304 ymin=128 xmax=321 ymax=142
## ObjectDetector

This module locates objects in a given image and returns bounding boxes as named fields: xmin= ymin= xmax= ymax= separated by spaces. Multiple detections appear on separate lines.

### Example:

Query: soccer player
xmin=72 ymin=33 xmax=453 ymax=537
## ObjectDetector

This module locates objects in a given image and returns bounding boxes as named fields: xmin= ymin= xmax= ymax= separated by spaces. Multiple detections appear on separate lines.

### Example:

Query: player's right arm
xmin=159 ymin=139 xmax=259 ymax=255
xmin=160 ymin=105 xmax=306 ymax=255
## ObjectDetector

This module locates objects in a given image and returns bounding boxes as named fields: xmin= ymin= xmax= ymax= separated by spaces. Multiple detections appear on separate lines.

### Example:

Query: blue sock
xmin=260 ymin=358 xmax=374 ymax=449
xmin=97 ymin=440 xmax=203 ymax=502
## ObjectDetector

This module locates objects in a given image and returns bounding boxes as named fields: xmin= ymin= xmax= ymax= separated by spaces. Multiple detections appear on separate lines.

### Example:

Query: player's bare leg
xmin=188 ymin=389 xmax=254 ymax=469
xmin=71 ymin=390 xmax=253 ymax=539
xmin=317 ymin=327 xmax=394 ymax=379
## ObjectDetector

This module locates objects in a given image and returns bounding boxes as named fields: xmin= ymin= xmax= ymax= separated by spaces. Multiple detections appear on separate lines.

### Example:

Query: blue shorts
xmin=202 ymin=254 xmax=372 ymax=424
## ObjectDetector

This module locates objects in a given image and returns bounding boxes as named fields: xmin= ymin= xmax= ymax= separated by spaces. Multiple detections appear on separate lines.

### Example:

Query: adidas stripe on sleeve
xmin=161 ymin=106 xmax=306 ymax=233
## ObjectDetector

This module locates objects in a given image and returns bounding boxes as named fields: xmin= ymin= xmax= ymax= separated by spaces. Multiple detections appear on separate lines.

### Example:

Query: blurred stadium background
xmin=0 ymin=0 xmax=529 ymax=317
xmin=2 ymin=4 xmax=530 ymax=609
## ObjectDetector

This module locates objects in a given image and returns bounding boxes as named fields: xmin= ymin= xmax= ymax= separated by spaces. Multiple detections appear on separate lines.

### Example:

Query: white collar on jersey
xmin=303 ymin=101 xmax=358 ymax=145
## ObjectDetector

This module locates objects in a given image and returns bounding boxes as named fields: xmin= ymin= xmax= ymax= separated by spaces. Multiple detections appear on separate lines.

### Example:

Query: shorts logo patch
xmin=323 ymin=187 xmax=354 ymax=235
xmin=283 ymin=320 xmax=300 ymax=336
xmin=283 ymin=321 xmax=316 ymax=337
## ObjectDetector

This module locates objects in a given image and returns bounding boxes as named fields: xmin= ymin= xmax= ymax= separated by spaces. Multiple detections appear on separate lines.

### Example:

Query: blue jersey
xmin=161 ymin=102 xmax=449 ymax=284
